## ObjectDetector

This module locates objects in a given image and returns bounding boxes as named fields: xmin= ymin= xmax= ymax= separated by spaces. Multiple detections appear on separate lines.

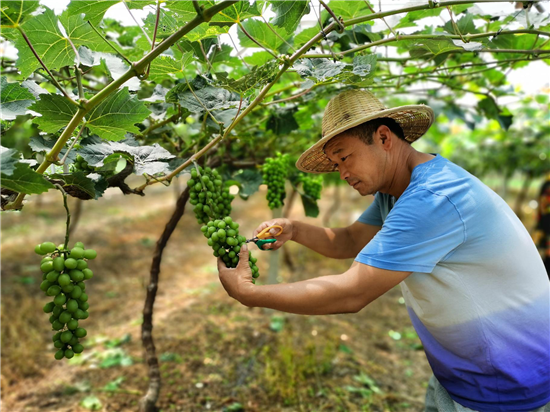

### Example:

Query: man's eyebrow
xmin=331 ymin=148 xmax=343 ymax=155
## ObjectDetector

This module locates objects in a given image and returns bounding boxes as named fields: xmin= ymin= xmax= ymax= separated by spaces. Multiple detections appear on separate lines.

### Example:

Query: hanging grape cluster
xmin=262 ymin=152 xmax=289 ymax=209
xmin=188 ymin=165 xmax=260 ymax=282
xmin=36 ymin=241 xmax=95 ymax=360
xmin=301 ymin=174 xmax=323 ymax=201
xmin=188 ymin=166 xmax=233 ymax=225
xmin=73 ymin=155 xmax=96 ymax=173
xmin=200 ymin=216 xmax=260 ymax=282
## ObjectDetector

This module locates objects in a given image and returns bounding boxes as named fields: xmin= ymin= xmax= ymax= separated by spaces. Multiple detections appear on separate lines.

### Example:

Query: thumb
xmin=237 ymin=243 xmax=250 ymax=270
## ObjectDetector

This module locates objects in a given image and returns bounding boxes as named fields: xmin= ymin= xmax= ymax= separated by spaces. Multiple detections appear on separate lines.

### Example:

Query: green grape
xmin=70 ymin=247 xmax=84 ymax=259
xmin=83 ymin=268 xmax=93 ymax=280
xmin=300 ymin=173 xmax=323 ymax=201
xmin=47 ymin=285 xmax=61 ymax=296
xmin=52 ymin=320 xmax=64 ymax=330
xmin=59 ymin=311 xmax=72 ymax=324
xmin=35 ymin=244 xmax=46 ymax=255
xmin=76 ymin=260 xmax=88 ymax=270
xmin=40 ymin=242 xmax=56 ymax=254
xmin=55 ymin=350 xmax=65 ymax=360
xmin=64 ymin=258 xmax=78 ymax=270
xmin=83 ymin=249 xmax=97 ymax=260
xmin=58 ymin=274 xmax=71 ymax=287
xmin=41 ymin=261 xmax=54 ymax=273
xmin=54 ymin=294 xmax=67 ymax=306
xmin=53 ymin=257 xmax=65 ymax=272
xmin=66 ymin=299 xmax=79 ymax=313
xmin=74 ymin=242 xmax=85 ymax=249
xmin=64 ymin=349 xmax=74 ymax=359
xmin=67 ymin=319 xmax=79 ymax=330
xmin=52 ymin=306 xmax=62 ymax=317
xmin=72 ymin=343 xmax=84 ymax=354
xmin=43 ymin=302 xmax=55 ymax=313
xmin=79 ymin=301 xmax=89 ymax=311
xmin=46 ymin=271 xmax=60 ymax=282
xmin=70 ymin=286 xmax=82 ymax=299
xmin=69 ymin=269 xmax=84 ymax=282
xmin=54 ymin=340 xmax=64 ymax=349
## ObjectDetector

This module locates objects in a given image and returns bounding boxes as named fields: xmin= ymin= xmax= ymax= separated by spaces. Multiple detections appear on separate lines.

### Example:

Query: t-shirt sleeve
xmin=357 ymin=193 xmax=384 ymax=226
xmin=355 ymin=189 xmax=466 ymax=273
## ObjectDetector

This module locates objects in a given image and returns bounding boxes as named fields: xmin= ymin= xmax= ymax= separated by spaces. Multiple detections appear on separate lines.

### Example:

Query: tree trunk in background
xmin=282 ymin=188 xmax=297 ymax=271
xmin=514 ymin=173 xmax=533 ymax=222
xmin=267 ymin=207 xmax=283 ymax=285
xmin=139 ymin=187 xmax=190 ymax=412
xmin=69 ymin=199 xmax=83 ymax=238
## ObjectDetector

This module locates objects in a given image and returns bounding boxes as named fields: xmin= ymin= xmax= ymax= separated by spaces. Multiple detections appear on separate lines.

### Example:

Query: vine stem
xmin=54 ymin=184 xmax=71 ymax=250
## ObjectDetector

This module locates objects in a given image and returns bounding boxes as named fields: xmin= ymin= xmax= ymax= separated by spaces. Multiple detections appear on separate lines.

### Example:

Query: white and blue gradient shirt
xmin=356 ymin=154 xmax=550 ymax=412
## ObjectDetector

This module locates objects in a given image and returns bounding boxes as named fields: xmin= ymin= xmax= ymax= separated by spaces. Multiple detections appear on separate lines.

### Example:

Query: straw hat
xmin=296 ymin=89 xmax=435 ymax=173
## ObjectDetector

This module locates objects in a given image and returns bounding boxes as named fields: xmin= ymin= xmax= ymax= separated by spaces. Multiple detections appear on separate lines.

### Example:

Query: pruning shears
xmin=246 ymin=225 xmax=283 ymax=251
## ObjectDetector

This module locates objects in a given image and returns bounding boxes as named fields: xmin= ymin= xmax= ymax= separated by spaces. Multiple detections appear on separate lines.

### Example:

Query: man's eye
xmin=341 ymin=155 xmax=349 ymax=162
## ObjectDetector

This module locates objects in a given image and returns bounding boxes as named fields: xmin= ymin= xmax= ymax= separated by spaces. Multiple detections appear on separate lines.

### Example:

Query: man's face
xmin=324 ymin=134 xmax=385 ymax=196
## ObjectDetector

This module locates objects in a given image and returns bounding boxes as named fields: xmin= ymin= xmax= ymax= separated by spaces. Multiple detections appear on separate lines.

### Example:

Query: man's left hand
xmin=217 ymin=243 xmax=255 ymax=305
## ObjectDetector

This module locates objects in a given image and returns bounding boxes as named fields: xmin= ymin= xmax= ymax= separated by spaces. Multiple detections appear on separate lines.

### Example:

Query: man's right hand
xmin=252 ymin=218 xmax=294 ymax=251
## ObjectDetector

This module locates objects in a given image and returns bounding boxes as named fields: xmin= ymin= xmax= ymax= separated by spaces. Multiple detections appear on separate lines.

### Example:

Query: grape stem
xmin=54 ymin=183 xmax=71 ymax=251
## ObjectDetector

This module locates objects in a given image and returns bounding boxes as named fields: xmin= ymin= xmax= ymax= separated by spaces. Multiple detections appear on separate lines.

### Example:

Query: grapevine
xmin=262 ymin=153 xmax=289 ymax=210
xmin=188 ymin=165 xmax=260 ymax=282
xmin=37 ymin=241 xmax=95 ymax=360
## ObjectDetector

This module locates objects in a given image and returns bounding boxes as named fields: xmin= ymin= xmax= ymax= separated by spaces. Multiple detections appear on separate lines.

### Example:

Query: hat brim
xmin=296 ymin=105 xmax=435 ymax=174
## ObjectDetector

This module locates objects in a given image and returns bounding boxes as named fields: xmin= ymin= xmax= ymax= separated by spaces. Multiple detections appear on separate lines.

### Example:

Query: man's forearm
xmin=242 ymin=272 xmax=363 ymax=315
xmin=291 ymin=220 xmax=355 ymax=259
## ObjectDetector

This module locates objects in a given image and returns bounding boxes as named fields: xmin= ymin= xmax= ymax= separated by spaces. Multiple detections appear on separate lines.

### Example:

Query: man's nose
xmin=338 ymin=166 xmax=349 ymax=181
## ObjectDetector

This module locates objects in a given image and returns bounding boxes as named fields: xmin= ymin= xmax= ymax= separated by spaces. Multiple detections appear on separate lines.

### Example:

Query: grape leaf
xmin=352 ymin=54 xmax=377 ymax=76
xmin=294 ymin=27 xmax=319 ymax=48
xmin=29 ymin=136 xmax=78 ymax=163
xmin=13 ymin=7 xmax=76 ymax=79
xmin=214 ymin=60 xmax=279 ymax=94
xmin=409 ymin=39 xmax=462 ymax=59
xmin=50 ymin=172 xmax=97 ymax=199
xmin=1 ymin=162 xmax=55 ymax=194
xmin=269 ymin=1 xmax=310 ymax=34
xmin=0 ymin=76 xmax=36 ymax=120
xmin=477 ymin=97 xmax=513 ymax=130
xmin=209 ymin=1 xmax=262 ymax=25
xmin=60 ymin=11 xmax=121 ymax=54
xmin=267 ymin=106 xmax=299 ymax=135
xmin=79 ymin=137 xmax=175 ymax=176
xmin=293 ymin=58 xmax=346 ymax=82
xmin=21 ymin=80 xmax=50 ymax=99
xmin=300 ymin=192 xmax=319 ymax=218
xmin=87 ymin=88 xmax=151 ymax=141
xmin=443 ymin=12 xmax=477 ymax=35
xmin=244 ymin=51 xmax=274 ymax=66
xmin=28 ymin=94 xmax=79 ymax=133
xmin=323 ymin=1 xmax=370 ymax=20
xmin=186 ymin=23 xmax=230 ymax=42
xmin=66 ymin=0 xmax=119 ymax=26
xmin=0 ymin=1 xmax=40 ymax=27
xmin=232 ymin=168 xmax=263 ymax=200
xmin=238 ymin=19 xmax=288 ymax=51
xmin=0 ymin=146 xmax=20 ymax=176
xmin=148 ymin=53 xmax=194 ymax=83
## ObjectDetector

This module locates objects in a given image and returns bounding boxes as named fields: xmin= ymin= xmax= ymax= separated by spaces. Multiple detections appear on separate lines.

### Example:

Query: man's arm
xmin=218 ymin=249 xmax=411 ymax=315
xmin=290 ymin=220 xmax=381 ymax=259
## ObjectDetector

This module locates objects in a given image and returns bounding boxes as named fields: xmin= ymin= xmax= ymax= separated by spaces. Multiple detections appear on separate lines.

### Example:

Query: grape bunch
xmin=301 ymin=174 xmax=323 ymax=201
xmin=73 ymin=155 xmax=95 ymax=173
xmin=262 ymin=153 xmax=289 ymax=210
xmin=188 ymin=166 xmax=233 ymax=225
xmin=200 ymin=216 xmax=260 ymax=282
xmin=36 ymin=241 xmax=96 ymax=360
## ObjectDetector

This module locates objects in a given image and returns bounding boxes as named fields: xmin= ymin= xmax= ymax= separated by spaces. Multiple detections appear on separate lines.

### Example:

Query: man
xmin=217 ymin=90 xmax=550 ymax=412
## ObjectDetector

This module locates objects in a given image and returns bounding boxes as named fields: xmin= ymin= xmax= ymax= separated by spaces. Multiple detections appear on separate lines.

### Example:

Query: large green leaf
xmin=238 ymin=19 xmax=288 ymax=51
xmin=323 ymin=1 xmax=370 ymax=20
xmin=214 ymin=60 xmax=279 ymax=94
xmin=209 ymin=1 xmax=262 ymax=25
xmin=28 ymin=94 xmax=79 ymax=133
xmin=477 ymin=97 xmax=513 ymax=130
xmin=50 ymin=172 xmax=97 ymax=199
xmin=79 ymin=136 xmax=175 ymax=175
xmin=0 ymin=0 xmax=39 ymax=27
xmin=0 ymin=146 xmax=20 ymax=176
xmin=294 ymin=58 xmax=347 ymax=82
xmin=266 ymin=106 xmax=299 ymax=135
xmin=300 ymin=192 xmax=319 ymax=218
xmin=269 ymin=1 xmax=309 ymax=34
xmin=66 ymin=0 xmax=119 ymax=26
xmin=394 ymin=5 xmax=470 ymax=29
xmin=232 ymin=168 xmax=263 ymax=200
xmin=186 ymin=23 xmax=230 ymax=42
xmin=0 ymin=76 xmax=36 ymax=120
xmin=443 ymin=12 xmax=477 ymax=35
xmin=29 ymin=136 xmax=77 ymax=163
xmin=243 ymin=51 xmax=273 ymax=66
xmin=294 ymin=27 xmax=319 ymax=48
xmin=14 ymin=7 xmax=75 ymax=78
xmin=87 ymin=88 xmax=151 ymax=141
xmin=148 ymin=53 xmax=194 ymax=83
xmin=60 ymin=11 xmax=119 ymax=54
xmin=409 ymin=39 xmax=462 ymax=59
xmin=1 ymin=162 xmax=55 ymax=194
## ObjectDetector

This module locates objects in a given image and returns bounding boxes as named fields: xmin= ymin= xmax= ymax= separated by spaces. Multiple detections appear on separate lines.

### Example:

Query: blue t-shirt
xmin=356 ymin=154 xmax=550 ymax=412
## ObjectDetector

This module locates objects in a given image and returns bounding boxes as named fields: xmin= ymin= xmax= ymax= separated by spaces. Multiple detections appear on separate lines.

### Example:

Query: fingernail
xmin=269 ymin=229 xmax=277 ymax=235
xmin=242 ymin=243 xmax=248 ymax=251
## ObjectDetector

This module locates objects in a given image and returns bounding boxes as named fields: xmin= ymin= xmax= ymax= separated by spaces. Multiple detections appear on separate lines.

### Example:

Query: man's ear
xmin=376 ymin=125 xmax=392 ymax=149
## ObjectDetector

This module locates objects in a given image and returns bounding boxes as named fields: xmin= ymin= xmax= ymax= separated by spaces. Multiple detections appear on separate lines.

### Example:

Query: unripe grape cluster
xmin=36 ymin=241 xmax=95 ymax=360
xmin=301 ymin=174 xmax=323 ymax=201
xmin=200 ymin=216 xmax=260 ymax=282
xmin=73 ymin=155 xmax=95 ymax=173
xmin=188 ymin=166 xmax=233 ymax=225
xmin=262 ymin=153 xmax=289 ymax=210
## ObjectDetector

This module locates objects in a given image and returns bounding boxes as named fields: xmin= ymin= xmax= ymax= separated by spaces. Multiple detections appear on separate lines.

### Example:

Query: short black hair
xmin=344 ymin=118 xmax=406 ymax=145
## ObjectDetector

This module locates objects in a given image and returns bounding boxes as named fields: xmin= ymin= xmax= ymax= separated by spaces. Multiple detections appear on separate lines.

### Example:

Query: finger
xmin=237 ymin=243 xmax=250 ymax=269
xmin=217 ymin=257 xmax=226 ymax=272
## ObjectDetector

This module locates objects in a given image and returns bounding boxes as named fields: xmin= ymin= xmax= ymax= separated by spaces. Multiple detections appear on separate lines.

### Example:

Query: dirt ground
xmin=0 ymin=177 xmax=540 ymax=412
